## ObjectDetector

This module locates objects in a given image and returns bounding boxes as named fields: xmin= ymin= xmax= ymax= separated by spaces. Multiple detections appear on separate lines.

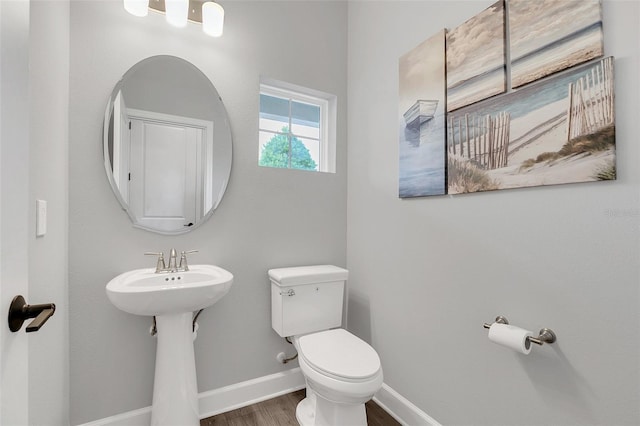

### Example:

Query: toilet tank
xmin=269 ymin=265 xmax=348 ymax=338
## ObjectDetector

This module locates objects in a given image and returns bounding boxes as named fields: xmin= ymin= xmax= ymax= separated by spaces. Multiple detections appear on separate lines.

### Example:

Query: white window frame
xmin=259 ymin=77 xmax=337 ymax=173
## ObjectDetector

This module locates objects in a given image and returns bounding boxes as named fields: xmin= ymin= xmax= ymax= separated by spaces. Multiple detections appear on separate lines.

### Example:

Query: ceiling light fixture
xmin=164 ymin=0 xmax=189 ymax=27
xmin=124 ymin=0 xmax=225 ymax=37
xmin=124 ymin=0 xmax=149 ymax=17
xmin=202 ymin=1 xmax=224 ymax=37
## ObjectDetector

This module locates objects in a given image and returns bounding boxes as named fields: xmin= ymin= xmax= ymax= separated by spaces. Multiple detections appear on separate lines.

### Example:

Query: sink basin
xmin=106 ymin=264 xmax=233 ymax=316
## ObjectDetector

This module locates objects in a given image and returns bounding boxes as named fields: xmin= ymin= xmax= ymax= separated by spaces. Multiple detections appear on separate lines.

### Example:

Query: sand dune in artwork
xmin=488 ymin=149 xmax=613 ymax=189
xmin=507 ymin=99 xmax=567 ymax=163
xmin=487 ymin=99 xmax=613 ymax=189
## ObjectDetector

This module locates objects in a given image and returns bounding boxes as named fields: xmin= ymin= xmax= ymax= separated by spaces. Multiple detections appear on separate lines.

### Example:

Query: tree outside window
xmin=259 ymin=127 xmax=317 ymax=171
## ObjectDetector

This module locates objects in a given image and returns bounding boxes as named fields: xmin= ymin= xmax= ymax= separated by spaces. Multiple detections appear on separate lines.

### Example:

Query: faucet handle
xmin=145 ymin=252 xmax=166 ymax=273
xmin=179 ymin=250 xmax=198 ymax=271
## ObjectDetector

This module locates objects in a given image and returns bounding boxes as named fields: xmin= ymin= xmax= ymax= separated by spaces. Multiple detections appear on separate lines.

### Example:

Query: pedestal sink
xmin=106 ymin=264 xmax=233 ymax=426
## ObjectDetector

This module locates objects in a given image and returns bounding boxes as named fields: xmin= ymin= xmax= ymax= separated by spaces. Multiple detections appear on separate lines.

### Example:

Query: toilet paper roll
xmin=488 ymin=323 xmax=534 ymax=354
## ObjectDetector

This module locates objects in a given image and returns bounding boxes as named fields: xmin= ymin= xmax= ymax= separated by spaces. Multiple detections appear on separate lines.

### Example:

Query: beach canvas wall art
xmin=446 ymin=0 xmax=506 ymax=112
xmin=510 ymin=0 xmax=603 ymax=89
xmin=447 ymin=57 xmax=615 ymax=195
xmin=398 ymin=29 xmax=446 ymax=198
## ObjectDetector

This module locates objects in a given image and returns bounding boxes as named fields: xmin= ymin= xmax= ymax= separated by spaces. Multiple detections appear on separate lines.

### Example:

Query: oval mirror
xmin=103 ymin=56 xmax=232 ymax=234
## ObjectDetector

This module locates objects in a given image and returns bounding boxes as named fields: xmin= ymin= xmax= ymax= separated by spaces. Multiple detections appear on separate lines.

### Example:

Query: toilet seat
xmin=297 ymin=329 xmax=381 ymax=382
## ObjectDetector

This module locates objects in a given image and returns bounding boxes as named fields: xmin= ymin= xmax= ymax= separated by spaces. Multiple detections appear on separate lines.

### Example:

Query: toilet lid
xmin=298 ymin=329 xmax=381 ymax=380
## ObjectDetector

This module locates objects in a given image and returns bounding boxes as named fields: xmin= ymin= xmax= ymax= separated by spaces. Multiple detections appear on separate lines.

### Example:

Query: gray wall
xmin=69 ymin=1 xmax=347 ymax=424
xmin=29 ymin=1 xmax=70 ymax=424
xmin=346 ymin=1 xmax=640 ymax=425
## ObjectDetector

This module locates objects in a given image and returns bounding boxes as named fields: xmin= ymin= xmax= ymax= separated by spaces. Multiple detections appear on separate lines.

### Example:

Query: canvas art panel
xmin=398 ymin=29 xmax=446 ymax=198
xmin=446 ymin=0 xmax=506 ymax=112
xmin=447 ymin=57 xmax=615 ymax=195
xmin=509 ymin=0 xmax=604 ymax=89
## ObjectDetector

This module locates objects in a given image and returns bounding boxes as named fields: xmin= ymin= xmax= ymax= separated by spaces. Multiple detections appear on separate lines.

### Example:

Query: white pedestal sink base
xmin=151 ymin=313 xmax=199 ymax=426
xmin=105 ymin=265 xmax=233 ymax=425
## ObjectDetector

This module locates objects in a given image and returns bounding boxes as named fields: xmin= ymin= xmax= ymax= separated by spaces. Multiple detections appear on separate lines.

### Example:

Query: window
xmin=259 ymin=78 xmax=336 ymax=173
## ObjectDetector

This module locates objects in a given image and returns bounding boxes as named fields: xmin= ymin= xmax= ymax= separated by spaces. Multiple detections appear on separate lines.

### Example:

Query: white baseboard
xmin=76 ymin=368 xmax=306 ymax=426
xmin=373 ymin=383 xmax=442 ymax=426
xmin=76 ymin=369 xmax=439 ymax=426
xmin=76 ymin=406 xmax=151 ymax=426
xmin=198 ymin=367 xmax=306 ymax=418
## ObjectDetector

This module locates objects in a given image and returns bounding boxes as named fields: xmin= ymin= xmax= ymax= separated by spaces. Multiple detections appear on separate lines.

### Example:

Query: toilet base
xmin=296 ymin=397 xmax=315 ymax=426
xmin=295 ymin=389 xmax=367 ymax=426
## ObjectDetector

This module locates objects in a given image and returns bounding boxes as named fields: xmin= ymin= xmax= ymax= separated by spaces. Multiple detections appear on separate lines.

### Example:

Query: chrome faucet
xmin=179 ymin=250 xmax=198 ymax=271
xmin=144 ymin=252 xmax=166 ymax=273
xmin=167 ymin=248 xmax=178 ymax=272
xmin=145 ymin=249 xmax=198 ymax=273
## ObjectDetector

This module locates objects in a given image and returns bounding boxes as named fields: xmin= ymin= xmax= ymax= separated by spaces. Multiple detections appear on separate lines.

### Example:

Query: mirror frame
xmin=102 ymin=55 xmax=232 ymax=235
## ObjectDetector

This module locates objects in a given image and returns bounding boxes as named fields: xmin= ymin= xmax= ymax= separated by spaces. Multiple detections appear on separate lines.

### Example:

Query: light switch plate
xmin=36 ymin=199 xmax=47 ymax=237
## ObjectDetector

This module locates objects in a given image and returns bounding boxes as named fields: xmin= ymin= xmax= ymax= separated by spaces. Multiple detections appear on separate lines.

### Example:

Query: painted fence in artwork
xmin=447 ymin=112 xmax=511 ymax=170
xmin=566 ymin=56 xmax=614 ymax=141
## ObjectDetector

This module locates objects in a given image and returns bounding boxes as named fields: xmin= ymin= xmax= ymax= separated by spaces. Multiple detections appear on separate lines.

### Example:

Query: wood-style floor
xmin=200 ymin=389 xmax=401 ymax=426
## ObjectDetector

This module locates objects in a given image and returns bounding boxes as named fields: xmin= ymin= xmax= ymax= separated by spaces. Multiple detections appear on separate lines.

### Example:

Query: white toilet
xmin=269 ymin=265 xmax=383 ymax=426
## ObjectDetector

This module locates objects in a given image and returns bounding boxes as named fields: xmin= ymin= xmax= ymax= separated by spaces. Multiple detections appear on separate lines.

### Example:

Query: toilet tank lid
xmin=268 ymin=265 xmax=348 ymax=286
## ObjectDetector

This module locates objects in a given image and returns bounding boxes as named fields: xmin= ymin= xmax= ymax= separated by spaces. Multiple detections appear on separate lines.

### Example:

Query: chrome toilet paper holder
xmin=483 ymin=316 xmax=556 ymax=346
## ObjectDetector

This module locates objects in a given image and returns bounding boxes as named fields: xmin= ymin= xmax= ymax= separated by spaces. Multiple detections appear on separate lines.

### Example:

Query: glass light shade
xmin=202 ymin=2 xmax=224 ymax=37
xmin=124 ymin=0 xmax=149 ymax=17
xmin=165 ymin=0 xmax=189 ymax=27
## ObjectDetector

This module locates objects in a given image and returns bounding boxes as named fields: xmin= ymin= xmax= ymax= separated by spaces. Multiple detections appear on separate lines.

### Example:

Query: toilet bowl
xmin=269 ymin=265 xmax=383 ymax=426
xmin=293 ymin=329 xmax=383 ymax=426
